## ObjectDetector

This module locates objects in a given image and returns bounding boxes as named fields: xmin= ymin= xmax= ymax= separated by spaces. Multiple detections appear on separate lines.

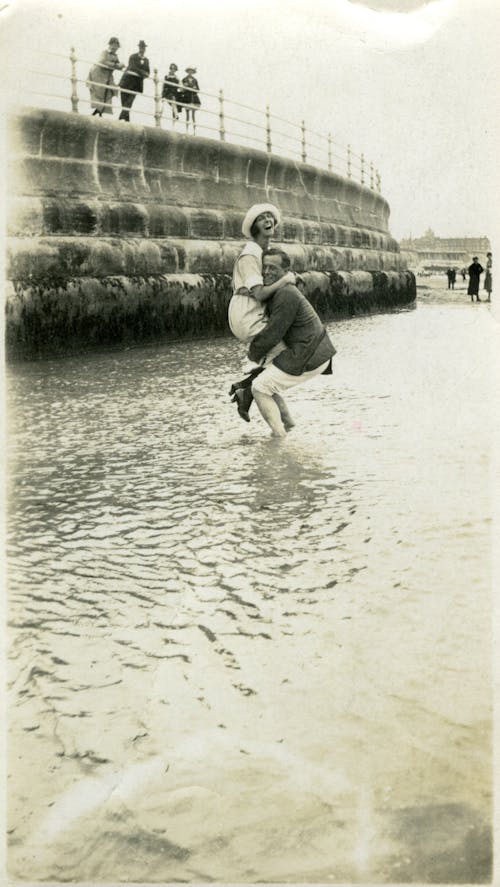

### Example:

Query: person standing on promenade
xmin=228 ymin=204 xmax=296 ymax=423
xmin=162 ymin=63 xmax=181 ymax=124
xmin=248 ymin=248 xmax=336 ymax=438
xmin=450 ymin=268 xmax=456 ymax=289
xmin=446 ymin=268 xmax=453 ymax=289
xmin=180 ymin=67 xmax=201 ymax=132
xmin=484 ymin=252 xmax=492 ymax=301
xmin=467 ymin=256 xmax=484 ymax=302
xmin=86 ymin=38 xmax=125 ymax=116
xmin=118 ymin=41 xmax=150 ymax=122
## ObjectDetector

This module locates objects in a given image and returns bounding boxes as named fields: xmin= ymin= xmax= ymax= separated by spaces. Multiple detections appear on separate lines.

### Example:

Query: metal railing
xmin=25 ymin=47 xmax=382 ymax=192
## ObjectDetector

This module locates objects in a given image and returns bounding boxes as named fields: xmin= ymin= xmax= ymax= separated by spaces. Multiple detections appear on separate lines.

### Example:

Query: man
xmin=248 ymin=248 xmax=336 ymax=438
xmin=118 ymin=41 xmax=150 ymax=122
xmin=467 ymin=256 xmax=484 ymax=302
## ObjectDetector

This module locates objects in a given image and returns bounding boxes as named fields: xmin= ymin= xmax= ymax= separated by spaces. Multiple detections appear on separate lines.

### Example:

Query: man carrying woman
xmin=228 ymin=203 xmax=296 ymax=423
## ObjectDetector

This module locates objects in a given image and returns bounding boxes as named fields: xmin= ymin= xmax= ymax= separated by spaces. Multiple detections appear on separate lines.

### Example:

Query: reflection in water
xmin=6 ymin=302 xmax=495 ymax=882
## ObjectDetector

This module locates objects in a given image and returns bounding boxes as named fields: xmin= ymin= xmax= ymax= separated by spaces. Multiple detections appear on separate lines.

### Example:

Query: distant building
xmin=400 ymin=229 xmax=491 ymax=274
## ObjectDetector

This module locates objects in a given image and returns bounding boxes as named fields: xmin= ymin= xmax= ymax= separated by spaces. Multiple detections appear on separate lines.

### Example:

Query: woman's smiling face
xmin=254 ymin=211 xmax=277 ymax=237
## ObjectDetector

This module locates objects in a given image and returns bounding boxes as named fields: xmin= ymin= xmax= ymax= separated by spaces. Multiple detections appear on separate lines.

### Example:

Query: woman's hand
xmin=278 ymin=271 xmax=297 ymax=288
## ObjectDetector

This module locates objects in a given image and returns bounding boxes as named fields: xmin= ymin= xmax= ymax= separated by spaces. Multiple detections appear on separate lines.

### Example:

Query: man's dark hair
xmin=262 ymin=248 xmax=291 ymax=269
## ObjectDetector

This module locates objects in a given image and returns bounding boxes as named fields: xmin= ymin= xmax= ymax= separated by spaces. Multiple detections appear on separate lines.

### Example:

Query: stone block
xmin=180 ymin=138 xmax=220 ymax=179
xmin=176 ymin=240 xmax=225 ymax=274
xmin=103 ymin=203 xmax=148 ymax=235
xmin=41 ymin=113 xmax=97 ymax=160
xmin=303 ymin=221 xmax=323 ymax=244
xmin=246 ymin=154 xmax=269 ymax=187
xmin=7 ymin=239 xmax=60 ymax=280
xmin=156 ymin=242 xmax=180 ymax=273
xmin=11 ymin=157 xmax=96 ymax=196
xmin=217 ymin=144 xmax=248 ymax=185
xmin=7 ymin=110 xmax=44 ymax=157
xmin=143 ymin=127 xmax=183 ymax=171
xmin=42 ymin=198 xmax=100 ymax=235
xmin=95 ymin=121 xmax=145 ymax=166
xmin=185 ymin=209 xmax=225 ymax=240
xmin=281 ymin=219 xmax=305 ymax=242
xmin=7 ymin=197 xmax=45 ymax=236
xmin=115 ymin=165 xmax=151 ymax=198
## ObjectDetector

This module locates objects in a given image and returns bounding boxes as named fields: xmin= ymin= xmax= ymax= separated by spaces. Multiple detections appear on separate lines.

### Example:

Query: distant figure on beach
xmin=162 ymin=63 xmax=181 ymax=123
xmin=180 ymin=67 xmax=201 ymax=132
xmin=461 ymin=268 xmax=467 ymax=281
xmin=86 ymin=37 xmax=124 ymax=116
xmin=228 ymin=203 xmax=295 ymax=423
xmin=118 ymin=41 xmax=150 ymax=122
xmin=446 ymin=268 xmax=453 ymax=289
xmin=248 ymin=248 xmax=336 ymax=438
xmin=484 ymin=252 xmax=492 ymax=301
xmin=467 ymin=257 xmax=484 ymax=302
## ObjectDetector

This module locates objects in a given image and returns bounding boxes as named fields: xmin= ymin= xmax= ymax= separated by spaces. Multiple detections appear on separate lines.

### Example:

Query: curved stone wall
xmin=6 ymin=107 xmax=414 ymax=357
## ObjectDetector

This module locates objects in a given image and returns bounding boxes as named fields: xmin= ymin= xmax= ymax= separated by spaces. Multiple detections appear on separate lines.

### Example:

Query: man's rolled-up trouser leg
xmin=252 ymin=360 xmax=331 ymax=397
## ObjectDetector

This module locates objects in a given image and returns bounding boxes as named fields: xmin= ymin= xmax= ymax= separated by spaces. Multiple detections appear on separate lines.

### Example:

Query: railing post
xmin=301 ymin=120 xmax=307 ymax=163
xmin=219 ymin=89 xmax=226 ymax=141
xmin=370 ymin=162 xmax=374 ymax=189
xmin=153 ymin=68 xmax=162 ymax=127
xmin=70 ymin=46 xmax=78 ymax=113
xmin=361 ymin=152 xmax=365 ymax=185
xmin=328 ymin=133 xmax=332 ymax=172
xmin=266 ymin=105 xmax=272 ymax=153
xmin=347 ymin=144 xmax=352 ymax=178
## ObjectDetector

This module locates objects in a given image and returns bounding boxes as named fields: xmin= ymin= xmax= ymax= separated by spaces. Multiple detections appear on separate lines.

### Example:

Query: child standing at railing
xmin=162 ymin=63 xmax=181 ymax=124
xmin=86 ymin=37 xmax=125 ymax=117
xmin=180 ymin=67 xmax=201 ymax=133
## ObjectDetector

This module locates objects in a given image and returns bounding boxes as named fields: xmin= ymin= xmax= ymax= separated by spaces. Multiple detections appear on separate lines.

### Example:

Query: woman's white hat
xmin=242 ymin=203 xmax=281 ymax=239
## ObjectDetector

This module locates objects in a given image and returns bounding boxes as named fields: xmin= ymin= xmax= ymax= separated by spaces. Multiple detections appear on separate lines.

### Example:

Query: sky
xmin=0 ymin=0 xmax=498 ymax=242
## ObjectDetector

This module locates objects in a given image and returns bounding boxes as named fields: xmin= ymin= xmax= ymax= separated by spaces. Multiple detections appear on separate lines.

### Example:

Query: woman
xmin=484 ymin=252 xmax=492 ymax=301
xmin=180 ymin=67 xmax=201 ymax=132
xmin=86 ymin=37 xmax=124 ymax=117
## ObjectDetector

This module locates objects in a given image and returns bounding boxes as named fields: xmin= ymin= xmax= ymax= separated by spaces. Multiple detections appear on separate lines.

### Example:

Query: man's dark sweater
xmin=248 ymin=284 xmax=336 ymax=375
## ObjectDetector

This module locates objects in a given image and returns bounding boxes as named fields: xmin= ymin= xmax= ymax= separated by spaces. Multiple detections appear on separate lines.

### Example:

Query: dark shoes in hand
xmin=231 ymin=387 xmax=253 ymax=422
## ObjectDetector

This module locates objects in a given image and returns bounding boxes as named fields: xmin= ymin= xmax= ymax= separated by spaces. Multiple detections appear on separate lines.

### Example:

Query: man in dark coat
xmin=248 ymin=248 xmax=336 ymax=437
xmin=119 ymin=41 xmax=150 ymax=122
xmin=467 ymin=257 xmax=484 ymax=302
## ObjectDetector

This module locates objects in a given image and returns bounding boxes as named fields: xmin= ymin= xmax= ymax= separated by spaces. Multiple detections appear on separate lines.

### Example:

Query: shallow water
xmin=6 ymin=291 xmax=497 ymax=882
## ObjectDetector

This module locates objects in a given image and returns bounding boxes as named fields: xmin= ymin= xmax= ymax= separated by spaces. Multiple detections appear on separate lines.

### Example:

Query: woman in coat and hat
xmin=86 ymin=37 xmax=125 ymax=116
xmin=118 ymin=40 xmax=150 ymax=122
xmin=179 ymin=67 xmax=201 ymax=132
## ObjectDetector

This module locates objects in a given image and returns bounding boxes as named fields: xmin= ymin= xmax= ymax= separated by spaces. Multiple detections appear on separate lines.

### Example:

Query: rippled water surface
xmin=6 ymin=292 xmax=497 ymax=882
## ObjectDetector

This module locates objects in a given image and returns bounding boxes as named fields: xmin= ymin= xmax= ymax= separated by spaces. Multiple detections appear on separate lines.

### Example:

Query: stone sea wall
xmin=6 ymin=108 xmax=415 ymax=358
